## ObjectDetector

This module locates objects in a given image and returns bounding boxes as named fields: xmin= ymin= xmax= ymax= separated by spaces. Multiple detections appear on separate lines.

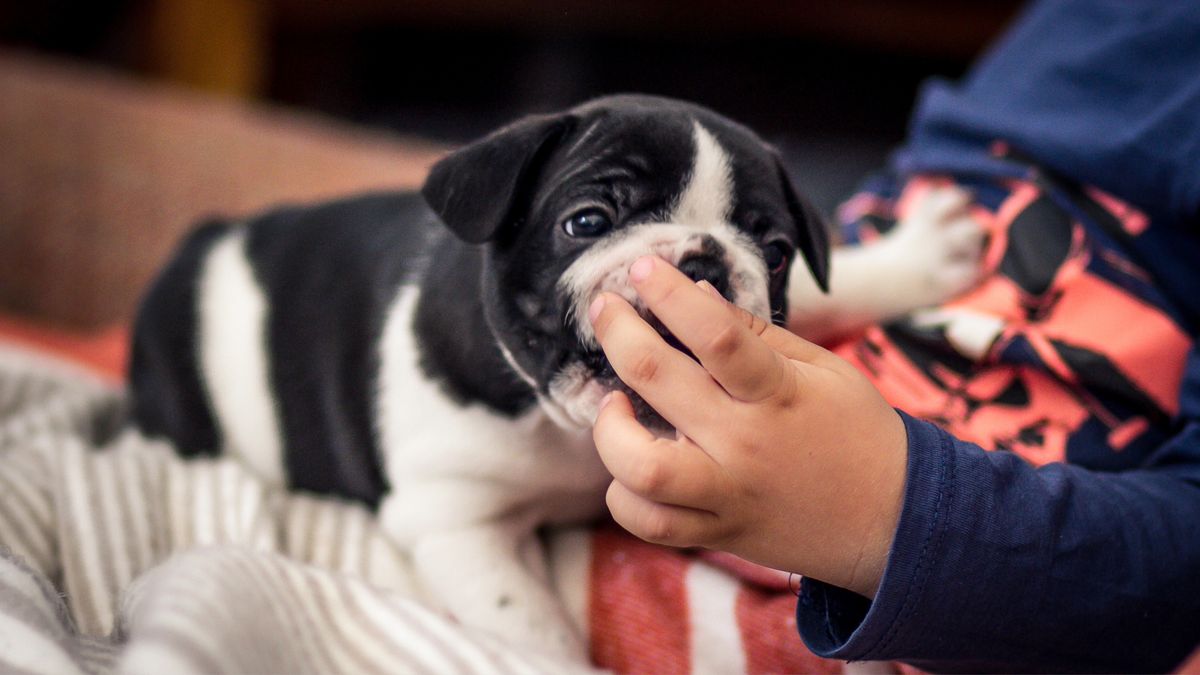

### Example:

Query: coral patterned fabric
xmin=836 ymin=172 xmax=1190 ymax=470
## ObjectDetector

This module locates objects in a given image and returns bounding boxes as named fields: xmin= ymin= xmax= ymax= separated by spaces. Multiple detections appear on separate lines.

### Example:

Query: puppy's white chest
xmin=375 ymin=286 xmax=610 ymax=540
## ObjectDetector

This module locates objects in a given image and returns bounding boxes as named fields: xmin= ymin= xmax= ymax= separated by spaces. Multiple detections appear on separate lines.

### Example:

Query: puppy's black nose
xmin=677 ymin=254 xmax=730 ymax=298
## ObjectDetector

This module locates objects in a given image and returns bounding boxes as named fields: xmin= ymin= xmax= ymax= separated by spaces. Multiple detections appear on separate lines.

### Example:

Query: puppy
xmin=129 ymin=94 xmax=831 ymax=658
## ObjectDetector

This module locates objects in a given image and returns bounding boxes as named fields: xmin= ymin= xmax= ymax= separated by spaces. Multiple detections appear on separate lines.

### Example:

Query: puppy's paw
xmin=886 ymin=185 xmax=986 ymax=307
xmin=787 ymin=184 xmax=986 ymax=339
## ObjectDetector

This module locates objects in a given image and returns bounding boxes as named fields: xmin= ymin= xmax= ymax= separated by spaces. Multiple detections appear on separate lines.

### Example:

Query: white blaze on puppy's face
xmin=549 ymin=121 xmax=772 ymax=427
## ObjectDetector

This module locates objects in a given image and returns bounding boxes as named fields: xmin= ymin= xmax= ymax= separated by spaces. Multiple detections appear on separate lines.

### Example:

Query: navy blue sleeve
xmin=893 ymin=0 xmax=1200 ymax=226
xmin=796 ymin=390 xmax=1200 ymax=672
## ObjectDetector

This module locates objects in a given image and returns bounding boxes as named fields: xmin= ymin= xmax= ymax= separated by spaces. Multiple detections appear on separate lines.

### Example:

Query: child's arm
xmin=587 ymin=255 xmax=909 ymax=598
xmin=590 ymin=255 xmax=1200 ymax=671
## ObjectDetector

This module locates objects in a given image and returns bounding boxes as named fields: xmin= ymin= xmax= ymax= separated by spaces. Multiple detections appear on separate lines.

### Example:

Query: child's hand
xmin=589 ymin=256 xmax=908 ymax=598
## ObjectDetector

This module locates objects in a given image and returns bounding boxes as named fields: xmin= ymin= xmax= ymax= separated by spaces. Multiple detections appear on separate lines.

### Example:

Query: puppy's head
xmin=422 ymin=94 xmax=829 ymax=431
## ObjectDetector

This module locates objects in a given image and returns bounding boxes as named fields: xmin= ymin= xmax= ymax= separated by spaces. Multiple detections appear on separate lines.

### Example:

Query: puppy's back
xmin=129 ymin=192 xmax=439 ymax=506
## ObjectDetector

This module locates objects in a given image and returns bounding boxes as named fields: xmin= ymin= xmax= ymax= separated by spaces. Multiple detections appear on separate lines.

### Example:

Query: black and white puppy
xmin=128 ymin=94 xmax=830 ymax=657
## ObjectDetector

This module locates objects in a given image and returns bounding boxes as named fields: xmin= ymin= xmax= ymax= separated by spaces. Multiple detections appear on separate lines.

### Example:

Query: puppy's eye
xmin=763 ymin=241 xmax=790 ymax=273
xmin=562 ymin=209 xmax=613 ymax=238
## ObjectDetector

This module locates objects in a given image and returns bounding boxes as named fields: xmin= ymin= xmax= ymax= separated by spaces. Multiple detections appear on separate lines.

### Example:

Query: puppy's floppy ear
xmin=773 ymin=156 xmax=831 ymax=293
xmin=422 ymin=113 xmax=569 ymax=244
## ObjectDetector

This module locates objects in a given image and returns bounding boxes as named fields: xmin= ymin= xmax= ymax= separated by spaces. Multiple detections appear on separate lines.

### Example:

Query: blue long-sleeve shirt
xmin=800 ymin=410 xmax=1200 ymax=672
xmin=894 ymin=0 xmax=1200 ymax=229
xmin=796 ymin=1 xmax=1200 ymax=671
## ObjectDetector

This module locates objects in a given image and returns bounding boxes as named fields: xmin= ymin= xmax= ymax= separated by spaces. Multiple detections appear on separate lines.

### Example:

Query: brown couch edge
xmin=0 ymin=49 xmax=446 ymax=330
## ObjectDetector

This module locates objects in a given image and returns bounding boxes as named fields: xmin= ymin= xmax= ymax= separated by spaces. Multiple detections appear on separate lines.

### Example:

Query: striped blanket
xmin=0 ymin=341 xmax=838 ymax=674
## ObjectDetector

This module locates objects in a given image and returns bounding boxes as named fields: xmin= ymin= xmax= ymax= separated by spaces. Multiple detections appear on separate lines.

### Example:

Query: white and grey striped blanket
xmin=0 ymin=344 xmax=602 ymax=674
xmin=0 ymin=340 xmax=847 ymax=674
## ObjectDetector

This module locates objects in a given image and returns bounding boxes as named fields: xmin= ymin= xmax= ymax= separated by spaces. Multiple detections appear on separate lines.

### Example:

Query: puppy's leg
xmin=788 ymin=185 xmax=984 ymax=343
xmin=408 ymin=518 xmax=586 ymax=660
xmin=379 ymin=479 xmax=587 ymax=660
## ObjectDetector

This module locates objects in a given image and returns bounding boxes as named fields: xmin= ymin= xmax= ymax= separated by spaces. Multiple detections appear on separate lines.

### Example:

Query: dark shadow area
xmin=1 ymin=2 xmax=993 ymax=213
xmin=268 ymin=26 xmax=970 ymax=211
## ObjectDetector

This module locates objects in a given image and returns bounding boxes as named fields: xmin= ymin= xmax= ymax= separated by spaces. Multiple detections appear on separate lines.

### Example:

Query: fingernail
xmin=588 ymin=294 xmax=607 ymax=323
xmin=696 ymin=279 xmax=723 ymax=299
xmin=629 ymin=256 xmax=655 ymax=283
xmin=594 ymin=392 xmax=615 ymax=424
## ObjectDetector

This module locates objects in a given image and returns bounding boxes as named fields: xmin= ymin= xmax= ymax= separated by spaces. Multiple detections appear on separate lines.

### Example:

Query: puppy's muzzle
xmin=677 ymin=252 xmax=730 ymax=299
xmin=580 ymin=252 xmax=729 ymax=372
xmin=585 ymin=254 xmax=735 ymax=430
xmin=598 ymin=253 xmax=733 ymax=370
xmin=661 ymin=252 xmax=733 ymax=356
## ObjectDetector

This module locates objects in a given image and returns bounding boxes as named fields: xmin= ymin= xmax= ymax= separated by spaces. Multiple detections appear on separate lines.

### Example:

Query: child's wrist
xmin=836 ymin=408 xmax=909 ymax=598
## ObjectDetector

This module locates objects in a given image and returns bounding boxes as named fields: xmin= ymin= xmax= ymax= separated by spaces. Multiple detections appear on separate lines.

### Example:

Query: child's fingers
xmin=699 ymin=284 xmax=836 ymax=367
xmin=626 ymin=257 xmax=791 ymax=403
xmin=605 ymin=480 xmax=725 ymax=548
xmin=593 ymin=392 xmax=722 ymax=508
xmin=758 ymin=326 xmax=846 ymax=379
xmin=590 ymin=292 xmax=729 ymax=431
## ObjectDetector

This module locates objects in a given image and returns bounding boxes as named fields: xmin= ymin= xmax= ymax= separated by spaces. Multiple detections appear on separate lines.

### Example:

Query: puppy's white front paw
xmin=788 ymin=184 xmax=988 ymax=340
xmin=887 ymin=185 xmax=986 ymax=308
xmin=411 ymin=527 xmax=588 ymax=662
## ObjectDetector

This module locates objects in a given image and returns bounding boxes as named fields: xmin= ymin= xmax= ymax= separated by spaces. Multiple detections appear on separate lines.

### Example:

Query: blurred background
xmin=0 ymin=0 xmax=1021 ymax=336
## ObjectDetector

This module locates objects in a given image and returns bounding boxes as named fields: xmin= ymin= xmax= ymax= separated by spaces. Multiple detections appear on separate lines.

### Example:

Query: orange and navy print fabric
xmin=833 ymin=171 xmax=1192 ymax=469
